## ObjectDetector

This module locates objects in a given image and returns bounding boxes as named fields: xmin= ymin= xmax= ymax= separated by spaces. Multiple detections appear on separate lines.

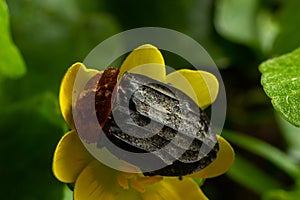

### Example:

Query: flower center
xmin=117 ymin=173 xmax=163 ymax=193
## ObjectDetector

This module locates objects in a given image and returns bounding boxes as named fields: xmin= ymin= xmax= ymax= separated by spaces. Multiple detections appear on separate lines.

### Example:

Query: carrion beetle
xmin=75 ymin=68 xmax=219 ymax=176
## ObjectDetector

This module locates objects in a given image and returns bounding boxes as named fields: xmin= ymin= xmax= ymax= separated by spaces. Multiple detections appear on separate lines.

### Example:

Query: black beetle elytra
xmin=76 ymin=68 xmax=219 ymax=176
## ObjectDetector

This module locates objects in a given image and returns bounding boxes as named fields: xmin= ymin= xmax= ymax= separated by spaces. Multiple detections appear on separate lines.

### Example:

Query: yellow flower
xmin=53 ymin=44 xmax=235 ymax=200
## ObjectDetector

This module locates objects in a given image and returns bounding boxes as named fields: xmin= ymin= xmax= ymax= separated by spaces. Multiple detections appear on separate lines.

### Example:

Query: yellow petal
xmin=115 ymin=189 xmax=142 ymax=200
xmin=166 ymin=69 xmax=219 ymax=109
xmin=59 ymin=63 xmax=82 ymax=128
xmin=188 ymin=135 xmax=235 ymax=178
xmin=74 ymin=160 xmax=123 ymax=200
xmin=142 ymin=177 xmax=208 ymax=200
xmin=53 ymin=130 xmax=94 ymax=183
xmin=119 ymin=44 xmax=166 ymax=82
xmin=59 ymin=62 xmax=99 ymax=128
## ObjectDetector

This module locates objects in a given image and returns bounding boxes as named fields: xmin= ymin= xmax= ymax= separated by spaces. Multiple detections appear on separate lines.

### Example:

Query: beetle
xmin=75 ymin=68 xmax=219 ymax=176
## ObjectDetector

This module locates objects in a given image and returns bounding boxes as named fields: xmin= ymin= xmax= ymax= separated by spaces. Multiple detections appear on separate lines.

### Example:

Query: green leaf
xmin=192 ymin=178 xmax=205 ymax=187
xmin=0 ymin=1 xmax=26 ymax=78
xmin=276 ymin=113 xmax=300 ymax=163
xmin=214 ymin=0 xmax=259 ymax=45
xmin=214 ymin=0 xmax=279 ymax=54
xmin=272 ymin=0 xmax=300 ymax=54
xmin=227 ymin=154 xmax=282 ymax=195
xmin=256 ymin=10 xmax=279 ymax=54
xmin=222 ymin=131 xmax=300 ymax=177
xmin=63 ymin=185 xmax=73 ymax=200
xmin=263 ymin=188 xmax=300 ymax=200
xmin=259 ymin=47 xmax=300 ymax=127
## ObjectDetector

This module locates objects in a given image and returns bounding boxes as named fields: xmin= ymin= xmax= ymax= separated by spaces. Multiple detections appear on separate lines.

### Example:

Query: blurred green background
xmin=1 ymin=0 xmax=300 ymax=199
